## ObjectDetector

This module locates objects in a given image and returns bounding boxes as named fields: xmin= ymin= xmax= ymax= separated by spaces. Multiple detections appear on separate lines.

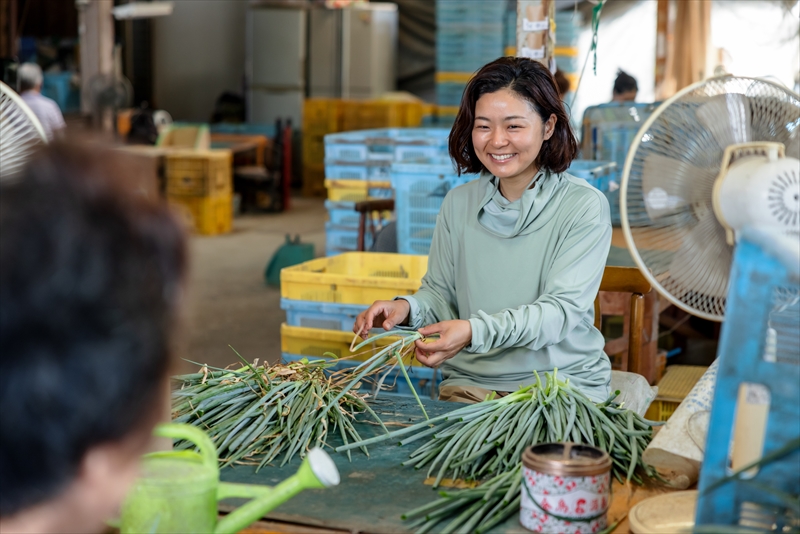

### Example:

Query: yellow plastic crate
xmin=645 ymin=365 xmax=709 ymax=421
xmin=435 ymin=72 xmax=474 ymax=83
xmin=165 ymin=149 xmax=232 ymax=197
xmin=281 ymin=324 xmax=426 ymax=366
xmin=303 ymin=98 xmax=343 ymax=134
xmin=168 ymin=193 xmax=232 ymax=236
xmin=281 ymin=252 xmax=428 ymax=304
xmin=341 ymin=101 xmax=407 ymax=131
xmin=325 ymin=179 xmax=392 ymax=202
xmin=302 ymin=133 xmax=326 ymax=168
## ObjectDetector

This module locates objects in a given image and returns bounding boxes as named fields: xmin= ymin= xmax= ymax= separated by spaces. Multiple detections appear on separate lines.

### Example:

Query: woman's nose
xmin=491 ymin=129 xmax=508 ymax=147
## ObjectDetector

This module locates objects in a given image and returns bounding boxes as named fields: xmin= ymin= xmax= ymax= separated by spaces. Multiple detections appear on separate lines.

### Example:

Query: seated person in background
xmin=612 ymin=69 xmax=638 ymax=102
xmin=17 ymin=63 xmax=66 ymax=141
xmin=0 ymin=142 xmax=187 ymax=533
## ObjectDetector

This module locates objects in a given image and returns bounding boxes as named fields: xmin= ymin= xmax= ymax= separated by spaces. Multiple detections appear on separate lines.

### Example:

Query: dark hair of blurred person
xmin=612 ymin=69 xmax=638 ymax=102
xmin=0 ymin=141 xmax=187 ymax=533
xmin=553 ymin=69 xmax=571 ymax=99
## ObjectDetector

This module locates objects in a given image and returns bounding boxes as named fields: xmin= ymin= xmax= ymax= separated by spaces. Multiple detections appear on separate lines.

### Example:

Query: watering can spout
xmin=214 ymin=447 xmax=340 ymax=534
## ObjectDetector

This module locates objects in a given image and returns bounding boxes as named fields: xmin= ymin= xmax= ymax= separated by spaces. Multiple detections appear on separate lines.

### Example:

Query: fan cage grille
xmin=622 ymin=76 xmax=800 ymax=320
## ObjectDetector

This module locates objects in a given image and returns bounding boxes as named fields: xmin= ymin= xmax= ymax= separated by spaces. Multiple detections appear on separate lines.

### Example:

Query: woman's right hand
xmin=353 ymin=299 xmax=411 ymax=339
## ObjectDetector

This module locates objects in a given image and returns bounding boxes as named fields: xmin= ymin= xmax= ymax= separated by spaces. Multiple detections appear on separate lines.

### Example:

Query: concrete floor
xmin=177 ymin=197 xmax=327 ymax=375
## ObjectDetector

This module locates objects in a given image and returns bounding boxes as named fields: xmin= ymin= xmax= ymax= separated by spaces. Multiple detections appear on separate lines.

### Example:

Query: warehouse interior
xmin=1 ymin=0 xmax=799 ymax=533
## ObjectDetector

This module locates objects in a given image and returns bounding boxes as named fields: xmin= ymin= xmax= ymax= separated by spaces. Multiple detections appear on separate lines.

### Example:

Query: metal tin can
xmin=520 ymin=442 xmax=612 ymax=533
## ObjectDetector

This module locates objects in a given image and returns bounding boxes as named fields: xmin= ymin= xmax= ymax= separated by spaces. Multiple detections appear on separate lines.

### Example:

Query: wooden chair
xmin=355 ymin=199 xmax=395 ymax=252
xmin=594 ymin=266 xmax=659 ymax=382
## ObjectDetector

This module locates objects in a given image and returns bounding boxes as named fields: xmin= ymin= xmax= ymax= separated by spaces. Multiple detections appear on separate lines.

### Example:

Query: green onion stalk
xmin=171 ymin=354 xmax=391 ymax=470
xmin=349 ymin=371 xmax=665 ymax=534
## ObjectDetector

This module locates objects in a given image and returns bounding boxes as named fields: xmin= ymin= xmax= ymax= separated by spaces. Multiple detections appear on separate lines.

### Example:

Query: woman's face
xmin=472 ymin=87 xmax=556 ymax=183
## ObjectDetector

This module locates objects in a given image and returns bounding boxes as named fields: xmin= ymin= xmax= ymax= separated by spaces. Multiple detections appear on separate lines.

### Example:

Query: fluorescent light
xmin=112 ymin=2 xmax=173 ymax=20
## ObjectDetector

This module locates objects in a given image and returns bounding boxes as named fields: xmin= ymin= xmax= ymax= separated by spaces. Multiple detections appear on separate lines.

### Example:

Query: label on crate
xmin=523 ymin=19 xmax=549 ymax=32
xmin=519 ymin=46 xmax=546 ymax=59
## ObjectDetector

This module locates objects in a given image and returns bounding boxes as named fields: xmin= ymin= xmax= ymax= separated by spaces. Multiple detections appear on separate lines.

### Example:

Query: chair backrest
xmin=355 ymin=199 xmax=395 ymax=252
xmin=595 ymin=266 xmax=653 ymax=377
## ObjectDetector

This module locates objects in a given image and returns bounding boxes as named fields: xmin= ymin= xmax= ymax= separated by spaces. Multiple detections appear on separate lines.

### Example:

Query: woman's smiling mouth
xmin=490 ymin=153 xmax=516 ymax=161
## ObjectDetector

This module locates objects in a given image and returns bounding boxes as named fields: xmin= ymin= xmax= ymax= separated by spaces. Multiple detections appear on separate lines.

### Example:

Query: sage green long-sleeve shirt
xmin=400 ymin=170 xmax=612 ymax=402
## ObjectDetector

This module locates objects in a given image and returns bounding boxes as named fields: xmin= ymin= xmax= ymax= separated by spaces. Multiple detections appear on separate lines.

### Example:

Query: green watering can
xmin=120 ymin=423 xmax=340 ymax=533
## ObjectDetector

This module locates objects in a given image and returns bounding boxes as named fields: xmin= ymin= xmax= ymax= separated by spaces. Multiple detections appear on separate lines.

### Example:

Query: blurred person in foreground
xmin=17 ymin=63 xmax=66 ymax=141
xmin=611 ymin=69 xmax=638 ymax=102
xmin=0 ymin=141 xmax=187 ymax=533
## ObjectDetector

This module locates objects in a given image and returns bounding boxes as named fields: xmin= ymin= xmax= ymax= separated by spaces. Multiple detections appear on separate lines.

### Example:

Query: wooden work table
xmin=219 ymin=398 xmax=671 ymax=534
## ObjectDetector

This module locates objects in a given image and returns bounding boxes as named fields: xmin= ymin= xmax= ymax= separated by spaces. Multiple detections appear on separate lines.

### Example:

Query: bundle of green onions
xmin=401 ymin=468 xmax=523 ymax=534
xmin=337 ymin=370 xmax=662 ymax=487
xmin=171 ymin=356 xmax=388 ymax=469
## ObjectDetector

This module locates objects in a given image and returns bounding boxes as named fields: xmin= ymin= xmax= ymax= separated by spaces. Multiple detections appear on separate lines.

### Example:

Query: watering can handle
xmin=154 ymin=423 xmax=219 ymax=472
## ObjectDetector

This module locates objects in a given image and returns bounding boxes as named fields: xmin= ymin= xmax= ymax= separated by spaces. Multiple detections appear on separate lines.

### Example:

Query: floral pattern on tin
xmin=520 ymin=466 xmax=610 ymax=533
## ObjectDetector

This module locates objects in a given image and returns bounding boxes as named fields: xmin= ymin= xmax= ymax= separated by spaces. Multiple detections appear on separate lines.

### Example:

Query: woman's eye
xmin=508 ymin=125 xmax=522 ymax=129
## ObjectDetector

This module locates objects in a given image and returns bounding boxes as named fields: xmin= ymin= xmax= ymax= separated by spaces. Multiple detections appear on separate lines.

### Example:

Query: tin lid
xmin=628 ymin=490 xmax=697 ymax=533
xmin=522 ymin=442 xmax=612 ymax=477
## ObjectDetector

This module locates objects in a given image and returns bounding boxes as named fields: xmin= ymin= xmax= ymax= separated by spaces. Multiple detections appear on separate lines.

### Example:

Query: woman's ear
xmin=544 ymin=114 xmax=557 ymax=140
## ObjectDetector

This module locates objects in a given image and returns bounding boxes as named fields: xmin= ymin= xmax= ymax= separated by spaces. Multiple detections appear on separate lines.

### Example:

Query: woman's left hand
xmin=414 ymin=320 xmax=472 ymax=368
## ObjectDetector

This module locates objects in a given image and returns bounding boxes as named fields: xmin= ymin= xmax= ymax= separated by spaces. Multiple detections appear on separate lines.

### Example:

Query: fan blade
xmin=640 ymin=154 xmax=717 ymax=220
xmin=696 ymin=93 xmax=752 ymax=150
xmin=668 ymin=210 xmax=732 ymax=301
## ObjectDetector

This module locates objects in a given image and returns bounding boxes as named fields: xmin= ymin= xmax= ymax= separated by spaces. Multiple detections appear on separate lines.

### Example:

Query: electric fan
xmin=620 ymin=76 xmax=800 ymax=321
xmin=0 ymin=81 xmax=48 ymax=180
xmin=621 ymin=76 xmax=800 ymax=528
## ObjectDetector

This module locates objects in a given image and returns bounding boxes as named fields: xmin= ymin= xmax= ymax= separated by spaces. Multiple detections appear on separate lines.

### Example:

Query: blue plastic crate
xmin=326 ymin=199 xmax=393 ymax=229
xmin=391 ymin=161 xmax=479 ymax=255
xmin=325 ymin=128 xmax=451 ymax=162
xmin=605 ymin=187 xmax=621 ymax=226
xmin=436 ymin=82 xmax=468 ymax=107
xmin=567 ymin=160 xmax=616 ymax=192
xmin=326 ymin=223 xmax=372 ymax=252
xmin=555 ymin=54 xmax=580 ymax=73
xmin=282 ymin=353 xmax=442 ymax=399
xmin=395 ymin=144 xmax=449 ymax=162
xmin=325 ymin=200 xmax=360 ymax=228
xmin=281 ymin=298 xmax=367 ymax=331
xmin=325 ymin=161 xmax=392 ymax=180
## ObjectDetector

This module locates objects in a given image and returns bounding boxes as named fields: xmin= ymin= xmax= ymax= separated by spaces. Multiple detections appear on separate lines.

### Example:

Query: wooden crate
xmin=165 ymin=150 xmax=232 ymax=197
xmin=168 ymin=193 xmax=232 ymax=236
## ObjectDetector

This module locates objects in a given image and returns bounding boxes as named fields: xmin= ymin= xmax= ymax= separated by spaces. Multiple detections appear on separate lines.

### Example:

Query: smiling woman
xmin=354 ymin=57 xmax=612 ymax=405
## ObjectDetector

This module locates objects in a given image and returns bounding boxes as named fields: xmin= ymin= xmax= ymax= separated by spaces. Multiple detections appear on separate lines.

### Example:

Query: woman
xmin=353 ymin=57 xmax=612 ymax=404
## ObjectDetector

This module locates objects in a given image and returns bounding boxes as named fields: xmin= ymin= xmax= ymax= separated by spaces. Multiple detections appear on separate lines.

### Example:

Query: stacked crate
xmin=303 ymin=99 xmax=431 ymax=196
xmin=554 ymin=11 xmax=583 ymax=102
xmin=303 ymin=99 xmax=344 ymax=197
xmin=580 ymin=102 xmax=660 ymax=224
xmin=324 ymin=128 xmax=450 ymax=256
xmin=280 ymin=252 xmax=442 ymax=398
xmin=435 ymin=0 xmax=508 ymax=107
xmin=165 ymin=149 xmax=233 ymax=235
xmin=391 ymin=160 xmax=479 ymax=255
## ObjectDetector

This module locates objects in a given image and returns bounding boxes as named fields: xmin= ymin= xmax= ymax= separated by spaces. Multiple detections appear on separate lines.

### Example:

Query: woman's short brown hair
xmin=448 ymin=57 xmax=578 ymax=175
